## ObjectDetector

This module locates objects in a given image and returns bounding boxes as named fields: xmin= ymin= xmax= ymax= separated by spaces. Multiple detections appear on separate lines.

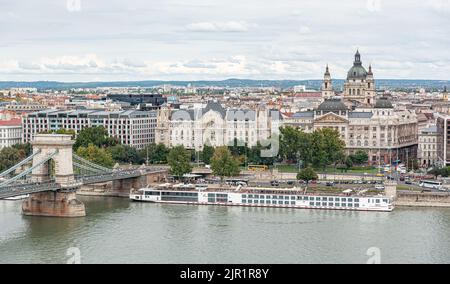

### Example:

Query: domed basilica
xmin=285 ymin=51 xmax=419 ymax=165
xmin=322 ymin=50 xmax=375 ymax=106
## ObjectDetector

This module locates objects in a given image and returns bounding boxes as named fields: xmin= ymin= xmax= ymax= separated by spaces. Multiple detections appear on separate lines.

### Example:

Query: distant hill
xmin=0 ymin=79 xmax=449 ymax=91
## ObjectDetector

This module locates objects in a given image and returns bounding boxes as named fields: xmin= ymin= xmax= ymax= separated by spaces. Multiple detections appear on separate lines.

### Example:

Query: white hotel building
xmin=22 ymin=109 xmax=157 ymax=149
xmin=0 ymin=118 xmax=22 ymax=149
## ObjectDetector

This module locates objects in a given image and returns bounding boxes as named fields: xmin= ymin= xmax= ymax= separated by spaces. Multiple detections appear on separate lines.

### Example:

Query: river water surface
xmin=1 ymin=197 xmax=449 ymax=264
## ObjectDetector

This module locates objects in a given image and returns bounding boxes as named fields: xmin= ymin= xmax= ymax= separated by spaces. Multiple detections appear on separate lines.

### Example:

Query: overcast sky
xmin=0 ymin=0 xmax=449 ymax=82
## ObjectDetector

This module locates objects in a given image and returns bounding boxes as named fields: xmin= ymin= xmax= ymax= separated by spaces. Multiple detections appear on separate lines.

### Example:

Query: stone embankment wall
xmin=396 ymin=192 xmax=450 ymax=208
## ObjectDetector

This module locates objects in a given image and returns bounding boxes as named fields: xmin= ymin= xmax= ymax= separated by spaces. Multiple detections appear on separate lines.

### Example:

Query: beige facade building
xmin=155 ymin=101 xmax=281 ymax=151
xmin=283 ymin=98 xmax=418 ymax=165
xmin=418 ymin=125 xmax=438 ymax=168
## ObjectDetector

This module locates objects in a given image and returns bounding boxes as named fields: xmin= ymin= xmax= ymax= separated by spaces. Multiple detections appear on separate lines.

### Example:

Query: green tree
xmin=108 ymin=144 xmax=144 ymax=164
xmin=55 ymin=129 xmax=76 ymax=139
xmin=140 ymin=143 xmax=169 ymax=164
xmin=39 ymin=129 xmax=76 ymax=139
xmin=311 ymin=128 xmax=345 ymax=169
xmin=167 ymin=145 xmax=193 ymax=180
xmin=74 ymin=126 xmax=117 ymax=150
xmin=248 ymin=141 xmax=276 ymax=166
xmin=350 ymin=150 xmax=369 ymax=165
xmin=279 ymin=126 xmax=314 ymax=165
xmin=279 ymin=126 xmax=302 ymax=162
xmin=76 ymin=144 xmax=114 ymax=168
xmin=342 ymin=156 xmax=354 ymax=172
xmin=11 ymin=143 xmax=32 ymax=157
xmin=228 ymin=138 xmax=248 ymax=156
xmin=0 ymin=147 xmax=26 ymax=173
xmin=430 ymin=167 xmax=450 ymax=177
xmin=211 ymin=146 xmax=241 ymax=182
xmin=201 ymin=145 xmax=215 ymax=165
xmin=296 ymin=167 xmax=318 ymax=186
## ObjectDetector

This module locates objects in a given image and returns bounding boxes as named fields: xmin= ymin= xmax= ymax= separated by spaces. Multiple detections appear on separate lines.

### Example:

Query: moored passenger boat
xmin=130 ymin=185 xmax=394 ymax=212
xmin=3 ymin=194 xmax=30 ymax=201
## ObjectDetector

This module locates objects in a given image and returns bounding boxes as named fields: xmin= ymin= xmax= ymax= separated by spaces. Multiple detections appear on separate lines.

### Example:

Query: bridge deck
xmin=0 ymin=169 xmax=167 ymax=199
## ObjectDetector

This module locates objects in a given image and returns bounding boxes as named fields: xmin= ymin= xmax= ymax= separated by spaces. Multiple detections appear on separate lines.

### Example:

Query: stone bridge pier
xmin=112 ymin=170 xmax=168 ymax=196
xmin=22 ymin=134 xmax=86 ymax=218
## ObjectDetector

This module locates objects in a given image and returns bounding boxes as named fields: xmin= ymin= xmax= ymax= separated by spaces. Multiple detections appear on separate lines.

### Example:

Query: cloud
xmin=121 ymin=58 xmax=147 ymax=68
xmin=18 ymin=62 xmax=41 ymax=70
xmin=428 ymin=0 xmax=450 ymax=14
xmin=299 ymin=26 xmax=311 ymax=34
xmin=185 ymin=21 xmax=252 ymax=32
xmin=0 ymin=0 xmax=449 ymax=81
xmin=182 ymin=60 xmax=216 ymax=69
xmin=41 ymin=55 xmax=103 ymax=71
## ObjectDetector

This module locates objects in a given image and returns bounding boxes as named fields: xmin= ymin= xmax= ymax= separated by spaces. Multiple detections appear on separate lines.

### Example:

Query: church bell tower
xmin=321 ymin=65 xmax=334 ymax=100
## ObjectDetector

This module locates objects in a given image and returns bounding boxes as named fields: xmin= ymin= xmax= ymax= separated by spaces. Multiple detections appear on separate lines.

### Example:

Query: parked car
xmin=270 ymin=180 xmax=280 ymax=187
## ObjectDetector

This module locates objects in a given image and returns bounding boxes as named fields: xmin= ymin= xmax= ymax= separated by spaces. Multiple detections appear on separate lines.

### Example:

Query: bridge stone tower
xmin=23 ymin=134 xmax=85 ymax=218
xmin=31 ymin=134 xmax=75 ymax=186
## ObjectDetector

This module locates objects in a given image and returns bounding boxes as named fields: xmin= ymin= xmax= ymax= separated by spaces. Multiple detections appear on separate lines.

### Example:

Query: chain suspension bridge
xmin=0 ymin=134 xmax=167 ymax=217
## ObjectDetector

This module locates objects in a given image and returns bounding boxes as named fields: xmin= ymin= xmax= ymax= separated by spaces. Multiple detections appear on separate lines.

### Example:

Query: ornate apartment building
xmin=436 ymin=114 xmax=450 ymax=167
xmin=287 ymin=51 xmax=418 ymax=165
xmin=418 ymin=125 xmax=438 ymax=168
xmin=155 ymin=101 xmax=282 ymax=151
xmin=283 ymin=98 xmax=418 ymax=164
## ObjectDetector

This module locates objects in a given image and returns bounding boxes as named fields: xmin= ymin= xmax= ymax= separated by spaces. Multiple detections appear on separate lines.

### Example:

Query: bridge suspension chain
xmin=0 ymin=149 xmax=41 ymax=178
xmin=0 ymin=150 xmax=59 ymax=187
xmin=72 ymin=154 xmax=113 ymax=173
xmin=73 ymin=162 xmax=105 ymax=175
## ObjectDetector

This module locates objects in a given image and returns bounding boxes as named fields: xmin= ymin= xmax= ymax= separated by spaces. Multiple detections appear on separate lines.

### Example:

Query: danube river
xmin=1 ymin=197 xmax=449 ymax=264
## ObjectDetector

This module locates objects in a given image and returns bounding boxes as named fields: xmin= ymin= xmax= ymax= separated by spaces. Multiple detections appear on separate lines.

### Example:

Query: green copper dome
xmin=347 ymin=50 xmax=368 ymax=80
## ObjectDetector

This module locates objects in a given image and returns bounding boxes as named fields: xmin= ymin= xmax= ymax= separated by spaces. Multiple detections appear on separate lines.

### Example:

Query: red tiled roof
xmin=0 ymin=118 xmax=22 ymax=127
xmin=294 ymin=92 xmax=322 ymax=98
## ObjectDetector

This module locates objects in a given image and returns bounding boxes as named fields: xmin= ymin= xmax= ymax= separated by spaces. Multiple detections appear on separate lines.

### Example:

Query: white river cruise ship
xmin=130 ymin=184 xmax=394 ymax=212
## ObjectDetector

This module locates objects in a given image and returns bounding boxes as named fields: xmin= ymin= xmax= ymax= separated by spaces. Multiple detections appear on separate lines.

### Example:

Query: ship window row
xmin=208 ymin=198 xmax=229 ymax=203
xmin=309 ymin=202 xmax=360 ymax=208
xmin=368 ymin=199 xmax=388 ymax=204
xmin=208 ymin=193 xmax=229 ymax=203
xmin=144 ymin=191 xmax=161 ymax=196
xmin=243 ymin=200 xmax=296 ymax=205
xmin=243 ymin=194 xmax=296 ymax=200
xmin=161 ymin=196 xmax=198 ymax=202
xmin=299 ymin=196 xmax=359 ymax=203
xmin=208 ymin=193 xmax=228 ymax=198
xmin=161 ymin=192 xmax=198 ymax=197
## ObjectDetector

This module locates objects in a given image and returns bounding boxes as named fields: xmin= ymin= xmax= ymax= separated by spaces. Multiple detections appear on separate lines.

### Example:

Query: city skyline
xmin=1 ymin=0 xmax=450 ymax=82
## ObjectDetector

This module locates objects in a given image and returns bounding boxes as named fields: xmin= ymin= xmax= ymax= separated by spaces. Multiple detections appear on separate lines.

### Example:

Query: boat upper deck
xmin=135 ymin=183 xmax=389 ymax=199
